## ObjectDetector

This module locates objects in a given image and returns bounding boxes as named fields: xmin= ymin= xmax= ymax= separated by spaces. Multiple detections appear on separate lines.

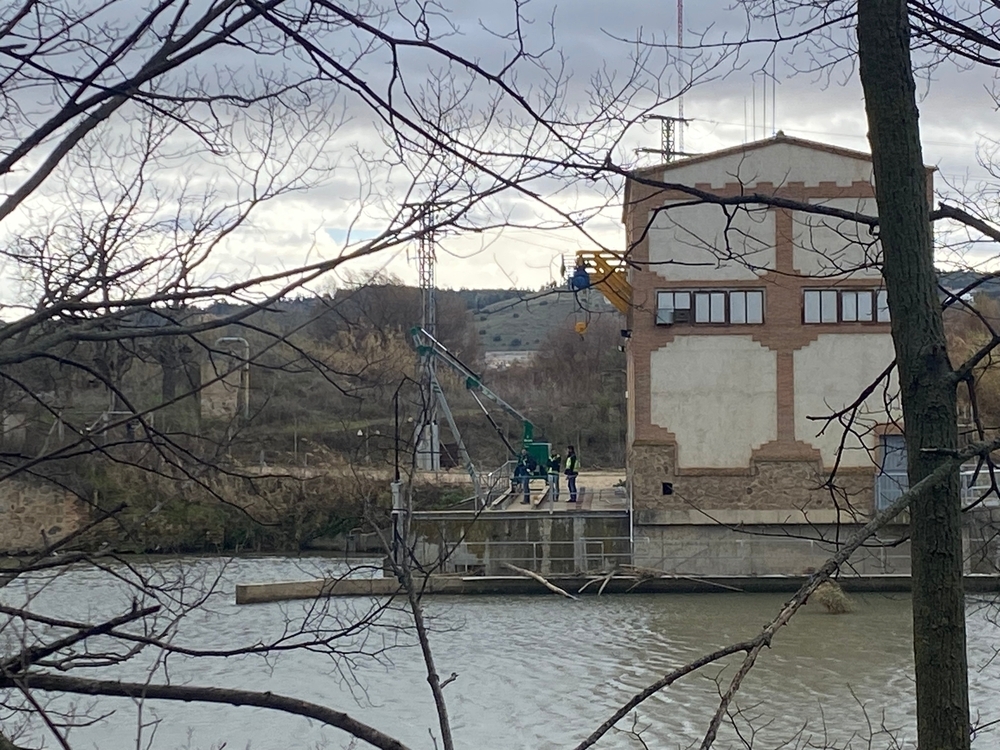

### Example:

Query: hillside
xmin=471 ymin=289 xmax=621 ymax=351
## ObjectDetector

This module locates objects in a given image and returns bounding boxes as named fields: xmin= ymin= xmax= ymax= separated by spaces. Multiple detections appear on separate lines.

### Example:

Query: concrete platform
xmin=235 ymin=573 xmax=1000 ymax=604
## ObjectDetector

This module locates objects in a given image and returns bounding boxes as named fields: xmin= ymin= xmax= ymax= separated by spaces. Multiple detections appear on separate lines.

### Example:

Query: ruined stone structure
xmin=623 ymin=135 xmax=922 ymax=575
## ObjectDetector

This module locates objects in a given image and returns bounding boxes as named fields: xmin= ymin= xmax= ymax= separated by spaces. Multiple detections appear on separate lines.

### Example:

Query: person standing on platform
xmin=547 ymin=450 xmax=562 ymax=500
xmin=564 ymin=445 xmax=580 ymax=503
xmin=515 ymin=449 xmax=534 ymax=504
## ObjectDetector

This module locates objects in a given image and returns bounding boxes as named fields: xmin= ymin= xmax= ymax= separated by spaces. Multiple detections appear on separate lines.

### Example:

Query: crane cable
xmin=470 ymin=390 xmax=518 ymax=458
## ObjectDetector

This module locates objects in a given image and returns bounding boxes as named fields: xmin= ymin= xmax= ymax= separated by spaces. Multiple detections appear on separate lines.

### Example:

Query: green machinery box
xmin=525 ymin=441 xmax=550 ymax=476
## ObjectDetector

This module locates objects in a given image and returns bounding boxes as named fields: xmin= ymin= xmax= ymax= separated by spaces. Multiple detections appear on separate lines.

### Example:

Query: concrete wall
xmin=411 ymin=512 xmax=631 ymax=576
xmin=649 ymin=335 xmax=777 ymax=468
xmin=646 ymin=139 xmax=876 ymax=190
xmin=0 ymin=480 xmax=88 ymax=554
xmin=648 ymin=204 xmax=775 ymax=280
xmin=633 ymin=521 xmax=912 ymax=576
xmin=793 ymin=197 xmax=883 ymax=278
xmin=794 ymin=333 xmax=899 ymax=467
xmin=201 ymin=357 xmax=242 ymax=420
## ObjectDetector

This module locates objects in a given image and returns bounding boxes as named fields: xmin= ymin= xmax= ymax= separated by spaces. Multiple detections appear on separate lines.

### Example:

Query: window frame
xmin=802 ymin=288 xmax=890 ymax=325
xmin=655 ymin=288 xmax=765 ymax=326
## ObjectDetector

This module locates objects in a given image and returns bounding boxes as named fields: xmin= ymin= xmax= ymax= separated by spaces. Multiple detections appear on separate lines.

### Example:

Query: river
xmin=3 ymin=556 xmax=1000 ymax=750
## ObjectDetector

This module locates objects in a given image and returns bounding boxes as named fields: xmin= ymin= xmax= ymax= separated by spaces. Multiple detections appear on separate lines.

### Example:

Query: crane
xmin=410 ymin=327 xmax=550 ymax=505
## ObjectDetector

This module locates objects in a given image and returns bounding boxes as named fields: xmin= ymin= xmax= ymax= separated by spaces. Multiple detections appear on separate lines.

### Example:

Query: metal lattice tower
xmin=414 ymin=205 xmax=441 ymax=470
xmin=661 ymin=118 xmax=676 ymax=163
xmin=417 ymin=210 xmax=436 ymax=337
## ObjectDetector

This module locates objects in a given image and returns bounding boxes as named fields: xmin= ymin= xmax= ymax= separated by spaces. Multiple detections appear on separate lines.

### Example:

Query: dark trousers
xmin=567 ymin=474 xmax=578 ymax=501
xmin=522 ymin=477 xmax=530 ymax=503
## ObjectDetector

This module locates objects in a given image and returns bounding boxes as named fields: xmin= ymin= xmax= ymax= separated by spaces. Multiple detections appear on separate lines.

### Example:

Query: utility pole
xmin=635 ymin=114 xmax=693 ymax=162
xmin=636 ymin=1 xmax=692 ymax=163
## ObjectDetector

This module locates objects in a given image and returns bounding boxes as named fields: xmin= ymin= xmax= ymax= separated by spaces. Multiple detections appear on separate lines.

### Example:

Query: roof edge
xmin=629 ymin=133 xmax=935 ymax=177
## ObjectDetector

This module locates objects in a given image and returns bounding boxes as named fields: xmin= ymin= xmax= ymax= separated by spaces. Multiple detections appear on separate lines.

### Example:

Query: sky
xmin=301 ymin=0 xmax=999 ymax=292
xmin=5 ymin=1 xmax=998 ymax=303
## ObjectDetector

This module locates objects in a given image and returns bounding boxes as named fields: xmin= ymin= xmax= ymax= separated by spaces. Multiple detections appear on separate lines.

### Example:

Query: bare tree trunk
xmin=857 ymin=3 xmax=970 ymax=748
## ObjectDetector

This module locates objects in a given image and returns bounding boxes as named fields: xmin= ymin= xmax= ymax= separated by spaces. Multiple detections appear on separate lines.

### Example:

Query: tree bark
xmin=857 ymin=3 xmax=970 ymax=749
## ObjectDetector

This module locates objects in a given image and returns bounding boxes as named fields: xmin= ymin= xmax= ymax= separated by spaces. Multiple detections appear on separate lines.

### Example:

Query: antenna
xmin=677 ymin=0 xmax=684 ymax=153
xmin=772 ymin=52 xmax=777 ymax=136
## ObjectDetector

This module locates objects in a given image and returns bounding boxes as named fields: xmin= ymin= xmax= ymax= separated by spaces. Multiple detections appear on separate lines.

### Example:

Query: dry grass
xmin=812 ymin=580 xmax=854 ymax=614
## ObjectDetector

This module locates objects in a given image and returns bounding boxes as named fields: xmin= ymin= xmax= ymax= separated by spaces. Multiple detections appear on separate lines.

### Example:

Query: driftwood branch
xmin=620 ymin=565 xmax=744 ymax=593
xmin=577 ymin=568 xmax=618 ymax=595
xmin=502 ymin=563 xmax=578 ymax=600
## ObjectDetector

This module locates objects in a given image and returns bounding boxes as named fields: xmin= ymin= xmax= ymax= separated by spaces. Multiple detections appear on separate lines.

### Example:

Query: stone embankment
xmin=0 ymin=480 xmax=87 ymax=554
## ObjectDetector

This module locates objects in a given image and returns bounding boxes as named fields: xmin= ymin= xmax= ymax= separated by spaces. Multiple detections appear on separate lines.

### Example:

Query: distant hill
xmin=938 ymin=270 xmax=1000 ymax=299
xmin=207 ymin=285 xmax=623 ymax=353
xmin=471 ymin=289 xmax=621 ymax=351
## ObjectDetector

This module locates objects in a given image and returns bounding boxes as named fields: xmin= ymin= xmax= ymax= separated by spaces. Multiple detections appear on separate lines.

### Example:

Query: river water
xmin=3 ymin=556 xmax=1000 ymax=750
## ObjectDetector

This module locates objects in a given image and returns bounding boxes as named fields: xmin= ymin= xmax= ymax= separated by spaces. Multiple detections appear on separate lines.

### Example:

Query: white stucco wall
xmin=650 ymin=336 xmax=777 ymax=468
xmin=794 ymin=333 xmax=898 ymax=468
xmin=647 ymin=203 xmax=775 ymax=281
xmin=792 ymin=198 xmax=883 ymax=278
xmin=653 ymin=141 xmax=873 ymax=190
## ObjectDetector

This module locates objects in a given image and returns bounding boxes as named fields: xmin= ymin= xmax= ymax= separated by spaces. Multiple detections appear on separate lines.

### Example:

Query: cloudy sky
xmin=7 ymin=1 xmax=995 ymax=303
xmin=292 ymin=0 xmax=994 ymax=292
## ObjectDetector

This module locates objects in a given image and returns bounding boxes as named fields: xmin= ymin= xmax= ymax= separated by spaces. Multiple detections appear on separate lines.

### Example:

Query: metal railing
xmin=876 ymin=466 xmax=1000 ymax=510
xmin=960 ymin=467 xmax=1000 ymax=507
xmin=478 ymin=460 xmax=517 ymax=507
xmin=431 ymin=536 xmax=633 ymax=575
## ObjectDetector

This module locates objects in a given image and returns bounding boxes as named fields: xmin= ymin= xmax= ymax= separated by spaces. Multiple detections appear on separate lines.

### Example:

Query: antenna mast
xmin=677 ymin=0 xmax=684 ymax=154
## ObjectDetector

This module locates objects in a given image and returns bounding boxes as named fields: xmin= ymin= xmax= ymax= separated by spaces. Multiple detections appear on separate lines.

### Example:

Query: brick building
xmin=619 ymin=134 xmax=923 ymax=575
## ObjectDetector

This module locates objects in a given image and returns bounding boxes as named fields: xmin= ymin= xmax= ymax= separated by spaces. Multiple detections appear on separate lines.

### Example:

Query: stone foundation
xmin=629 ymin=442 xmax=908 ymax=575
xmin=629 ymin=442 xmax=875 ymax=516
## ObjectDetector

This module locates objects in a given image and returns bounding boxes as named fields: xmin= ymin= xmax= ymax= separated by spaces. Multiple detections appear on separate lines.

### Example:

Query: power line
xmin=696 ymin=116 xmax=978 ymax=150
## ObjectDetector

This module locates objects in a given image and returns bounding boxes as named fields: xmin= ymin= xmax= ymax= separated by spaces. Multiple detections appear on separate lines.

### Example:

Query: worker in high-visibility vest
xmin=564 ymin=445 xmax=580 ymax=503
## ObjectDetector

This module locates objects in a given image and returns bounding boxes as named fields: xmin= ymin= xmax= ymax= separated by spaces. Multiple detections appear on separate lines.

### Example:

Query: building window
xmin=729 ymin=290 xmax=764 ymax=324
xmin=656 ymin=289 xmax=763 ymax=325
xmin=803 ymin=288 xmax=890 ymax=324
